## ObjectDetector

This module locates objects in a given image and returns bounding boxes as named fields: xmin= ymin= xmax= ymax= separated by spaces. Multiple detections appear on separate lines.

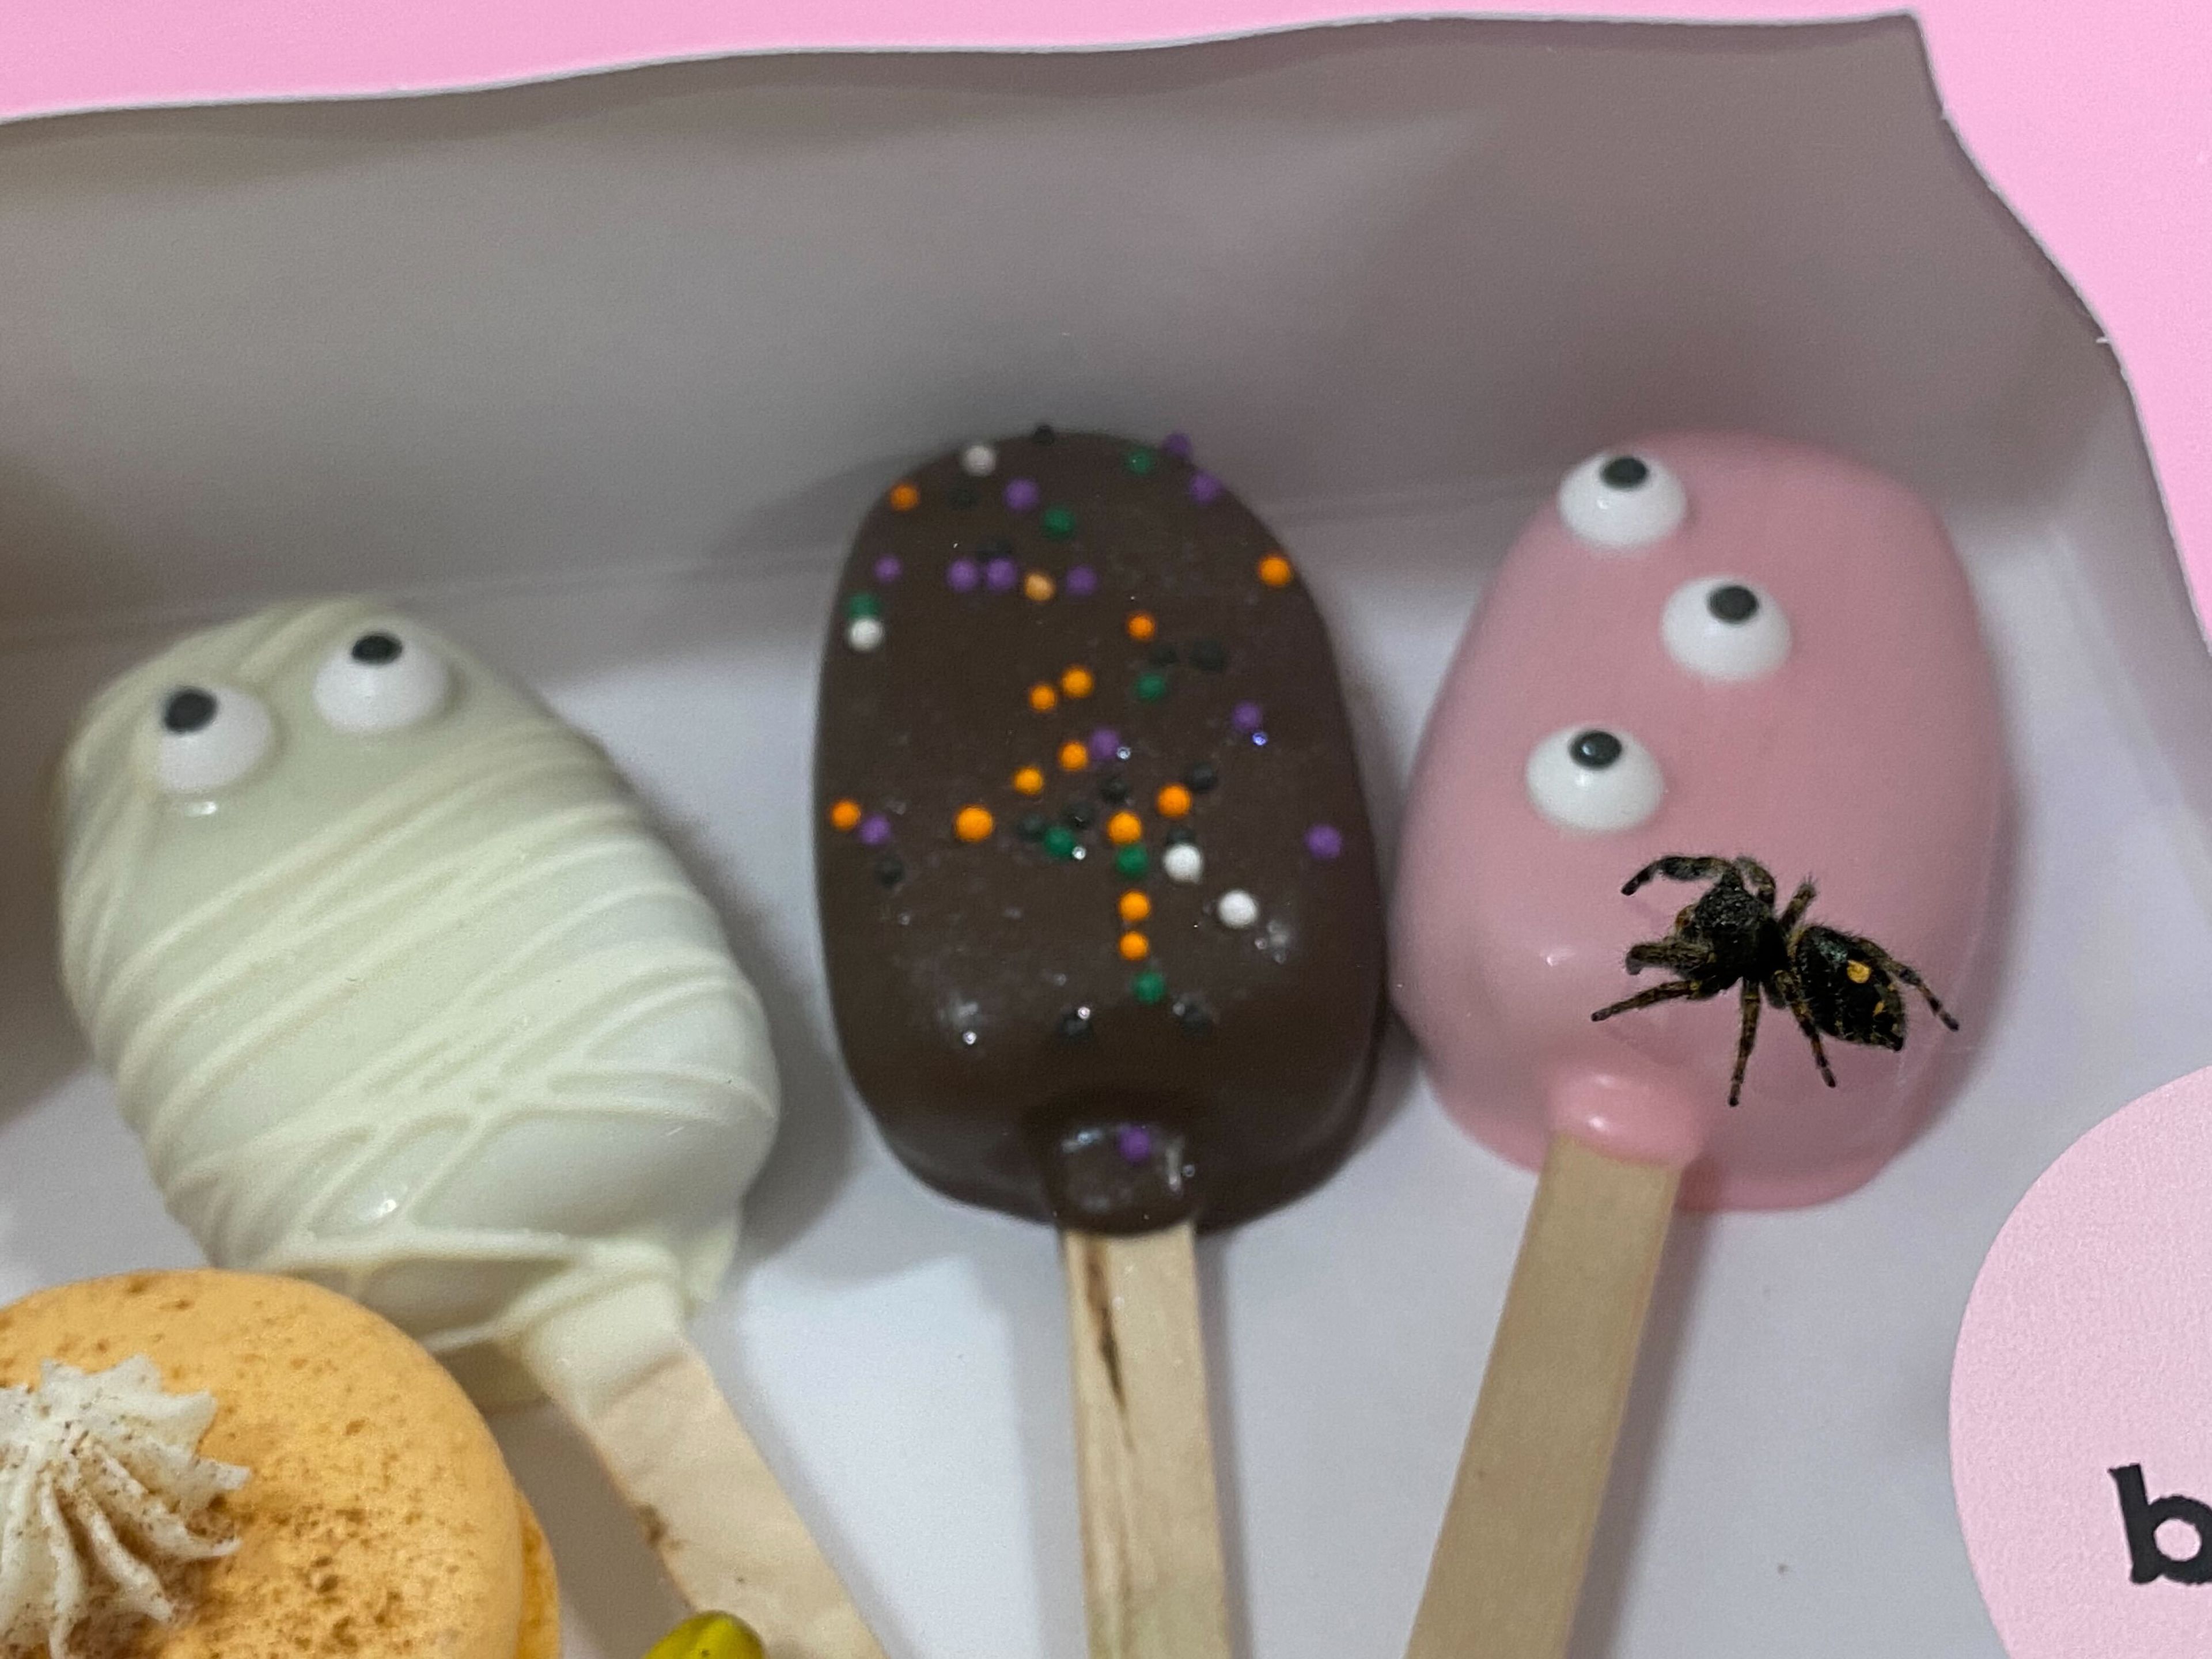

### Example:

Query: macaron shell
xmin=0 ymin=1269 xmax=539 ymax=1659
xmin=516 ymin=1497 xmax=560 ymax=1659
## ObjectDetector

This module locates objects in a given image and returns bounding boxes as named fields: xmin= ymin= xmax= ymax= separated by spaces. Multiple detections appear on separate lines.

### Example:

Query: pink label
xmin=1953 ymin=1066 xmax=2212 ymax=1652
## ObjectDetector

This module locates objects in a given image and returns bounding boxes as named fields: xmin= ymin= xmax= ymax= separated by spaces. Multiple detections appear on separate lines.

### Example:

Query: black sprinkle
xmin=979 ymin=536 xmax=1014 ymax=560
xmin=1032 ymin=424 xmax=1059 ymax=445
xmin=350 ymin=631 xmax=402 ymax=665
xmin=1098 ymin=774 xmax=1130 ymax=803
xmin=161 ymin=688 xmax=218 ymax=734
xmin=1165 ymin=826 xmax=1196 ymax=847
xmin=1063 ymin=801 xmax=1097 ymax=830
xmin=1057 ymin=1005 xmax=1094 ymax=1040
xmin=1185 ymin=762 xmax=1218 ymax=794
xmin=950 ymin=484 xmax=978 ymax=509
xmin=1172 ymin=995 xmax=1215 ymax=1033
xmin=1190 ymin=639 xmax=1228 ymax=673
xmin=873 ymin=855 xmax=906 ymax=887
xmin=1600 ymin=454 xmax=1651 ymax=489
xmin=1149 ymin=644 xmax=1179 ymax=667
xmin=1017 ymin=813 xmax=1051 ymax=843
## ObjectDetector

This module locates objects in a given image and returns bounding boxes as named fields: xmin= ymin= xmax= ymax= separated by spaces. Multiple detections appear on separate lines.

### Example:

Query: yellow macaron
xmin=0 ymin=1269 xmax=556 ymax=1659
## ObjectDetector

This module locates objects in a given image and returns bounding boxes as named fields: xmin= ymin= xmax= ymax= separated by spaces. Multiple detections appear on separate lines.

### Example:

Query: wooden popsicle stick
xmin=1062 ymin=1222 xmax=1236 ymax=1659
xmin=1404 ymin=1134 xmax=1680 ymax=1659
xmin=559 ymin=1339 xmax=889 ymax=1659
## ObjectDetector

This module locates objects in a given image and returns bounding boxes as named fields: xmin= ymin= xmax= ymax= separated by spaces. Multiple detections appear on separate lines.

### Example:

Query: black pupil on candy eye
xmin=1570 ymin=729 xmax=1623 ymax=769
xmin=350 ymin=632 xmax=403 ymax=665
xmin=1707 ymin=584 xmax=1759 ymax=623
xmin=1600 ymin=456 xmax=1650 ymax=490
xmin=162 ymin=688 xmax=217 ymax=734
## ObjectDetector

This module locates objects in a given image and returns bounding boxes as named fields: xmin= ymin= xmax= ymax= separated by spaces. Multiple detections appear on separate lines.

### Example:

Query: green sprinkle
xmin=1115 ymin=844 xmax=1149 ymax=879
xmin=1041 ymin=505 xmax=1078 ymax=540
xmin=1124 ymin=448 xmax=1157 ymax=476
xmin=1131 ymin=970 xmax=1167 ymax=1005
xmin=1042 ymin=825 xmax=1080 ymax=860
xmin=1134 ymin=670 xmax=1169 ymax=703
xmin=844 ymin=592 xmax=882 ymax=620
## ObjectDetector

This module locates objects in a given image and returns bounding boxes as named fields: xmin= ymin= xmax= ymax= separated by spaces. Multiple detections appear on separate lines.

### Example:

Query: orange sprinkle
xmin=1107 ymin=810 xmax=1143 ymax=846
xmin=888 ymin=482 xmax=922 ymax=512
xmin=1060 ymin=666 xmax=1096 ymax=699
xmin=1156 ymin=784 xmax=1194 ymax=819
xmin=1126 ymin=611 xmax=1157 ymax=642
xmin=1119 ymin=891 xmax=1152 ymax=925
xmin=955 ymin=805 xmax=994 ymax=843
xmin=1257 ymin=552 xmax=1294 ymax=588
xmin=1012 ymin=766 xmax=1046 ymax=797
xmin=828 ymin=798 xmax=863 ymax=832
xmin=1059 ymin=741 xmax=1090 ymax=772
xmin=1029 ymin=683 xmax=1060 ymax=713
xmin=1118 ymin=931 xmax=1150 ymax=962
xmin=1024 ymin=571 xmax=1056 ymax=603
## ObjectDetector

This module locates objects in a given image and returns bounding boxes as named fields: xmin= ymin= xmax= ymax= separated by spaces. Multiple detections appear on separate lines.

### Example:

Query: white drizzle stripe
xmin=56 ymin=600 xmax=781 ymax=1381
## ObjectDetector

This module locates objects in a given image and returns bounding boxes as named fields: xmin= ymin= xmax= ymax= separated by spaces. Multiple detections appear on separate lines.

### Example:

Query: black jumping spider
xmin=1589 ymin=854 xmax=1959 ymax=1107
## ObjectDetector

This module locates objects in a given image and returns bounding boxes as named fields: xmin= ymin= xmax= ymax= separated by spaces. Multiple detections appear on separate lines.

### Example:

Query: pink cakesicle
xmin=1393 ymin=433 xmax=2006 ymax=1658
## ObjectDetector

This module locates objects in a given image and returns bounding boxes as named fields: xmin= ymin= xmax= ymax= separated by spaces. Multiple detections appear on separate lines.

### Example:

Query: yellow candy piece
xmin=644 ymin=1612 xmax=767 ymax=1659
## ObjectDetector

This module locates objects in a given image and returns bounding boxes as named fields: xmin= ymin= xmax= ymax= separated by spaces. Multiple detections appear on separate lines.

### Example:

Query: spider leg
xmin=1857 ymin=944 xmax=1962 ymax=1031
xmin=1736 ymin=858 xmax=1778 ymax=907
xmin=1591 ymin=979 xmax=1709 ymax=1023
xmin=1620 ymin=855 xmax=1740 ymax=897
xmin=1729 ymin=977 xmax=1763 ymax=1107
xmin=1777 ymin=878 xmax=1818 ymax=932
xmin=1771 ymin=967 xmax=1838 ymax=1087
xmin=1625 ymin=938 xmax=1714 ymax=976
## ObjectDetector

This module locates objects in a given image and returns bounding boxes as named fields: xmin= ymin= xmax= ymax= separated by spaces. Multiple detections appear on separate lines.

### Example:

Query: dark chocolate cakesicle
xmin=815 ymin=428 xmax=1385 ymax=1657
xmin=815 ymin=427 xmax=1387 ymax=1234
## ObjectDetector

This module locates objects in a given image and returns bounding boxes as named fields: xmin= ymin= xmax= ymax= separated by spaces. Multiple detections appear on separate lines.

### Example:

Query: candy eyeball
xmin=153 ymin=684 xmax=275 ymax=795
xmin=312 ymin=625 xmax=452 ymax=734
xmin=1525 ymin=724 xmax=1664 ymax=832
xmin=1662 ymin=576 xmax=1791 ymax=682
xmin=1556 ymin=450 xmax=1688 ymax=551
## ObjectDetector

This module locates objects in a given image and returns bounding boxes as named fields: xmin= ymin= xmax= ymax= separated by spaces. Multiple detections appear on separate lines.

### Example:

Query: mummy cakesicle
xmin=1394 ymin=435 xmax=2005 ymax=1657
xmin=816 ymin=429 xmax=1386 ymax=1655
xmin=55 ymin=598 xmax=884 ymax=1658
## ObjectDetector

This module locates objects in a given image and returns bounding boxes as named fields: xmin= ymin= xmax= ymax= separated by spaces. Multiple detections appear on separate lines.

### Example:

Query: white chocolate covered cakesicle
xmin=58 ymin=597 xmax=776 ymax=1399
xmin=56 ymin=600 xmax=885 ymax=1654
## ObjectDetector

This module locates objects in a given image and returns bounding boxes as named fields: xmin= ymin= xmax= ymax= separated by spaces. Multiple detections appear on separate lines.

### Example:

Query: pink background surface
xmin=1 ymin=0 xmax=2207 ymax=624
xmin=1952 ymin=1066 xmax=2212 ymax=1653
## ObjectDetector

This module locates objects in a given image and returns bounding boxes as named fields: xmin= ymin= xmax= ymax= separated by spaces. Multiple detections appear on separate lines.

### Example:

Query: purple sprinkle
xmin=1065 ymin=564 xmax=1098 ymax=597
xmin=1004 ymin=478 xmax=1041 ymax=512
xmin=1161 ymin=432 xmax=1194 ymax=460
xmin=1088 ymin=726 xmax=1122 ymax=762
xmin=1117 ymin=1126 xmax=1156 ymax=1163
xmin=1188 ymin=471 xmax=1223 ymax=506
xmin=872 ymin=554 xmax=903 ymax=583
xmin=947 ymin=557 xmax=980 ymax=592
xmin=1251 ymin=730 xmax=1269 ymax=748
xmin=985 ymin=556 xmax=1019 ymax=592
xmin=1230 ymin=700 xmax=1264 ymax=734
xmin=858 ymin=815 xmax=893 ymax=847
xmin=1305 ymin=823 xmax=1344 ymax=861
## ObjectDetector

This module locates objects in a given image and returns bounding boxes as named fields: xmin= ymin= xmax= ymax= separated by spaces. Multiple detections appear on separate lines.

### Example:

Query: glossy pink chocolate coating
xmin=1393 ymin=433 xmax=2005 ymax=1210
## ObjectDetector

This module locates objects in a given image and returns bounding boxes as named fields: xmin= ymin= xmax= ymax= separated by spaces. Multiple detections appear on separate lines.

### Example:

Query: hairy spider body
xmin=1590 ymin=854 xmax=1959 ymax=1106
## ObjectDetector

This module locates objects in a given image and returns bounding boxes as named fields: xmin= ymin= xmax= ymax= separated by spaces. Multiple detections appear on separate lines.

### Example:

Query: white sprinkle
xmin=1162 ymin=843 xmax=1204 ymax=884
xmin=1215 ymin=889 xmax=1259 ymax=929
xmin=846 ymin=616 xmax=885 ymax=652
xmin=960 ymin=442 xmax=998 ymax=477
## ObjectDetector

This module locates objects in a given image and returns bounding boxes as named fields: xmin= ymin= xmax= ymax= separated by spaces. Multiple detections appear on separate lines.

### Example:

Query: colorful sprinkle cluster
xmin=833 ymin=427 xmax=1352 ymax=1062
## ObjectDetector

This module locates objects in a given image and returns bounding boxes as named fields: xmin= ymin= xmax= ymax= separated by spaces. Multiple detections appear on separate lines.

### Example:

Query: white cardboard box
xmin=0 ymin=20 xmax=2203 ymax=1657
